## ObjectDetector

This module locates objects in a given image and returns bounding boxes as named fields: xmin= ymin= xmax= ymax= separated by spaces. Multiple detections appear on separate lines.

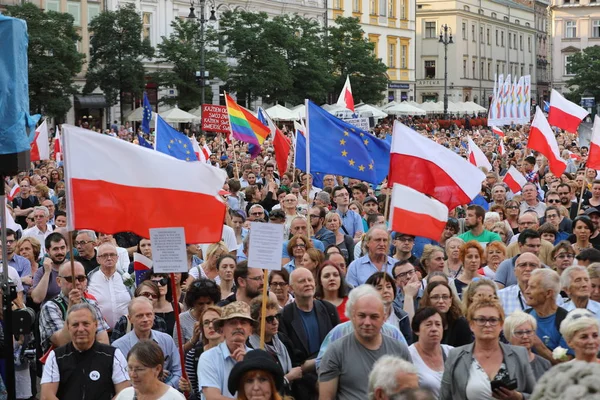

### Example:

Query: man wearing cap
xmin=310 ymin=206 xmax=335 ymax=248
xmin=391 ymin=233 xmax=419 ymax=266
xmin=198 ymin=301 xmax=254 ymax=400
xmin=362 ymin=196 xmax=380 ymax=231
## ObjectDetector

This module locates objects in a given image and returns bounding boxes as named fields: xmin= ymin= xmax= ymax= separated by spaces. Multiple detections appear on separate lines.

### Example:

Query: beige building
xmin=415 ymin=0 xmax=537 ymax=110
xmin=329 ymin=0 xmax=416 ymax=102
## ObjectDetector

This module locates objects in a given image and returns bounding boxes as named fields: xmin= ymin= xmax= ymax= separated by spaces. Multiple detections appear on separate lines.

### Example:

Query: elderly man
xmin=505 ymin=211 xmax=555 ymax=264
xmin=283 ymin=194 xmax=301 ymax=236
xmin=346 ymin=227 xmax=397 ymax=287
xmin=495 ymin=230 xmax=545 ymax=289
xmin=40 ymin=303 xmax=130 ymax=400
xmin=247 ymin=204 xmax=265 ymax=222
xmin=32 ymin=232 xmax=67 ymax=304
xmin=280 ymin=268 xmax=339 ymax=400
xmin=22 ymin=205 xmax=53 ymax=244
xmin=490 ymin=183 xmax=508 ymax=207
xmin=39 ymin=261 xmax=110 ymax=353
xmin=354 ymin=214 xmax=387 ymax=260
xmin=319 ymin=285 xmax=412 ymax=400
xmin=198 ymin=301 xmax=254 ymax=400
xmin=520 ymin=182 xmax=546 ymax=218
xmin=457 ymin=205 xmax=501 ymax=245
xmin=12 ymin=180 xmax=39 ymax=228
xmin=561 ymin=265 xmax=600 ymax=315
xmin=392 ymin=260 xmax=422 ymax=320
xmin=87 ymin=242 xmax=132 ymax=330
xmin=524 ymin=268 xmax=571 ymax=363
xmin=368 ymin=356 xmax=420 ymax=400
xmin=41 ymin=199 xmax=56 ymax=226
xmin=112 ymin=297 xmax=181 ymax=388
xmin=497 ymin=252 xmax=541 ymax=316
xmin=97 ymin=232 xmax=130 ymax=274
xmin=75 ymin=229 xmax=100 ymax=274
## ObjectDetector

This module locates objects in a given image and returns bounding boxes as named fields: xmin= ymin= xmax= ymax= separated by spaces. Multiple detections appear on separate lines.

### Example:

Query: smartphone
xmin=490 ymin=378 xmax=517 ymax=391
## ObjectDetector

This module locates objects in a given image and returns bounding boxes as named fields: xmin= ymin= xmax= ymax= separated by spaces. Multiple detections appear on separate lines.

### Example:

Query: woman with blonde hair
xmin=444 ymin=237 xmax=464 ymax=278
xmin=301 ymin=248 xmax=324 ymax=276
xmin=324 ymin=212 xmax=354 ymax=263
xmin=187 ymin=241 xmax=228 ymax=284
xmin=420 ymin=245 xmax=446 ymax=277
xmin=16 ymin=236 xmax=41 ymax=290
xmin=481 ymin=241 xmax=507 ymax=280
xmin=559 ymin=308 xmax=600 ymax=363
xmin=491 ymin=221 xmax=513 ymax=245
xmin=503 ymin=311 xmax=551 ymax=379
xmin=283 ymin=235 xmax=313 ymax=273
xmin=460 ymin=278 xmax=498 ymax=315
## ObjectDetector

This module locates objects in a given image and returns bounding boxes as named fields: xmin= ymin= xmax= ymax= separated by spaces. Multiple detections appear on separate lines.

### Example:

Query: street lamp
xmin=188 ymin=0 xmax=217 ymax=107
xmin=439 ymin=24 xmax=453 ymax=119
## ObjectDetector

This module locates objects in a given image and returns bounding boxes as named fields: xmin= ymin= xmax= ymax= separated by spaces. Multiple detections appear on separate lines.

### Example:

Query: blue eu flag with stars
xmin=137 ymin=134 xmax=153 ymax=149
xmin=305 ymin=101 xmax=390 ymax=185
xmin=141 ymin=92 xmax=152 ymax=134
xmin=155 ymin=115 xmax=195 ymax=161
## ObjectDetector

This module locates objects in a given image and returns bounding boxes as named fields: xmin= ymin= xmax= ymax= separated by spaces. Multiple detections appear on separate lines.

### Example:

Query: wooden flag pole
xmin=259 ymin=269 xmax=269 ymax=349
xmin=577 ymin=162 xmax=588 ymax=215
xmin=170 ymin=273 xmax=189 ymax=396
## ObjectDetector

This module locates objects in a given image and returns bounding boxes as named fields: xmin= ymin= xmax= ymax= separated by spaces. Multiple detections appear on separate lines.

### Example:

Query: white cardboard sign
xmin=149 ymin=227 xmax=188 ymax=273
xmin=247 ymin=222 xmax=284 ymax=271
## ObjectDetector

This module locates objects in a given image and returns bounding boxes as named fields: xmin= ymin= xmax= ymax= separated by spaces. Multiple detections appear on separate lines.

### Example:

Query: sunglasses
xmin=151 ymin=277 xmax=169 ymax=286
xmin=60 ymin=275 xmax=87 ymax=283
xmin=265 ymin=314 xmax=281 ymax=324
xmin=139 ymin=292 xmax=159 ymax=300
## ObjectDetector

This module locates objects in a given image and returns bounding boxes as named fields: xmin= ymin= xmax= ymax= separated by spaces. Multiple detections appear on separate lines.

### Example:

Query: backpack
xmin=525 ymin=306 xmax=568 ymax=332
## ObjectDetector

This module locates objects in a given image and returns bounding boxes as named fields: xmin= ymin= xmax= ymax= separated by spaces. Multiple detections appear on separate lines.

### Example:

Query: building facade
xmin=329 ymin=0 xmax=417 ymax=102
xmin=415 ymin=0 xmax=537 ymax=109
xmin=534 ymin=0 xmax=550 ymax=105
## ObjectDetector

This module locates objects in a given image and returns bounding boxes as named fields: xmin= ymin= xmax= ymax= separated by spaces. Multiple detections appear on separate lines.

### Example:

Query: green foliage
xmin=84 ymin=3 xmax=154 ymax=122
xmin=566 ymin=46 xmax=600 ymax=103
xmin=154 ymin=18 xmax=227 ymax=110
xmin=6 ymin=3 xmax=84 ymax=118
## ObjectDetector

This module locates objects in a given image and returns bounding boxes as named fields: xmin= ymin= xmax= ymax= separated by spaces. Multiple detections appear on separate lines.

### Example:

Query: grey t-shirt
xmin=530 ymin=354 xmax=551 ymax=380
xmin=319 ymin=333 xmax=412 ymax=400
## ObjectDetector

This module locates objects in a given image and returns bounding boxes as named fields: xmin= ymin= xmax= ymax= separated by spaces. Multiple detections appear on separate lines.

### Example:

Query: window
xmin=389 ymin=43 xmax=396 ymax=67
xmin=487 ymin=28 xmax=490 ymax=44
xmin=565 ymin=21 xmax=577 ymax=38
xmin=45 ymin=0 xmax=60 ymax=12
xmin=370 ymin=0 xmax=376 ymax=15
xmin=425 ymin=22 xmax=436 ymax=38
xmin=464 ymin=5 xmax=470 ymax=11
xmin=463 ymin=59 xmax=467 ymax=77
xmin=488 ymin=62 xmax=491 ymax=79
xmin=513 ymin=34 xmax=517 ymax=49
xmin=389 ymin=0 xmax=395 ymax=17
xmin=481 ymin=61 xmax=485 ymax=79
xmin=401 ymin=44 xmax=407 ymax=68
xmin=593 ymin=20 xmax=600 ymax=38
xmin=565 ymin=54 xmax=575 ymax=75
xmin=400 ymin=0 xmax=406 ymax=19
xmin=472 ymin=24 xmax=475 ymax=41
xmin=528 ymin=36 xmax=532 ymax=52
xmin=501 ymin=31 xmax=504 ymax=47
xmin=425 ymin=60 xmax=436 ymax=78
xmin=473 ymin=60 xmax=476 ymax=78
xmin=515 ymin=19 xmax=520 ymax=24
xmin=492 ymin=12 xmax=497 ymax=18
xmin=509 ymin=32 xmax=512 ymax=48
xmin=496 ymin=29 xmax=499 ymax=45
xmin=142 ymin=12 xmax=151 ymax=41
xmin=480 ymin=26 xmax=483 ymax=42
xmin=462 ymin=22 xmax=467 ymax=39
xmin=66 ymin=2 xmax=80 ymax=26
xmin=333 ymin=0 xmax=342 ymax=9
xmin=521 ymin=64 xmax=524 ymax=76
xmin=504 ymin=16 xmax=509 ymax=21
xmin=88 ymin=4 xmax=100 ymax=24
xmin=353 ymin=0 xmax=361 ymax=12
xmin=379 ymin=0 xmax=386 ymax=15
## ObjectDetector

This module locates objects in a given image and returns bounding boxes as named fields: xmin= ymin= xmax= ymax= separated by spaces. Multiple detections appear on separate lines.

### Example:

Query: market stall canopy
xmin=126 ymin=106 xmax=155 ymax=122
xmin=264 ymin=104 xmax=299 ymax=121
xmin=385 ymin=102 xmax=426 ymax=116
xmin=291 ymin=104 xmax=306 ymax=119
xmin=355 ymin=103 xmax=388 ymax=119
xmin=159 ymin=106 xmax=200 ymax=123
xmin=188 ymin=107 xmax=203 ymax=117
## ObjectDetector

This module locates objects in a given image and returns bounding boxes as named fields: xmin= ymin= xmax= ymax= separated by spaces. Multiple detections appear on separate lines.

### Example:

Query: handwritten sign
xmin=248 ymin=222 xmax=284 ymax=271
xmin=202 ymin=105 xmax=231 ymax=133
xmin=149 ymin=227 xmax=187 ymax=273
xmin=344 ymin=117 xmax=370 ymax=131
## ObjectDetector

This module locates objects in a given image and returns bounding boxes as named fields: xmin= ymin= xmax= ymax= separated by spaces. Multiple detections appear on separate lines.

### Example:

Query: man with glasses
xmin=247 ymin=204 xmax=265 ymax=222
xmin=392 ymin=260 xmax=422 ymax=320
xmin=281 ymin=217 xmax=325 ymax=265
xmin=558 ymin=183 xmax=579 ymax=220
xmin=506 ymin=211 xmax=557 ymax=265
xmin=542 ymin=206 xmax=571 ymax=242
xmin=520 ymin=182 xmax=546 ymax=218
xmin=74 ymin=229 xmax=100 ymax=274
xmin=332 ymin=186 xmax=363 ymax=241
xmin=219 ymin=262 xmax=274 ymax=306
xmin=498 ymin=252 xmax=542 ymax=316
xmin=496 ymin=229 xmax=547 ymax=289
xmin=0 ymin=228 xmax=31 ymax=280
xmin=282 ymin=194 xmax=301 ymax=236
xmin=87 ymin=242 xmax=132 ymax=330
xmin=22 ymin=205 xmax=53 ymax=245
xmin=310 ymin=206 xmax=335 ymax=248
xmin=39 ymin=261 xmax=110 ymax=353
xmin=12 ymin=180 xmax=39 ymax=229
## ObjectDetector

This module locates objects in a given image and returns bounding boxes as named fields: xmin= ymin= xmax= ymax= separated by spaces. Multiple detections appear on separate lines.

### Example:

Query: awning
xmin=74 ymin=94 xmax=108 ymax=109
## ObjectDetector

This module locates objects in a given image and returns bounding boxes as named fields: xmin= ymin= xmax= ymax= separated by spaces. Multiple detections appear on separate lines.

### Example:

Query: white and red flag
xmin=7 ymin=184 xmax=20 ymax=202
xmin=498 ymin=140 xmax=506 ymax=156
xmin=53 ymin=128 xmax=62 ymax=162
xmin=30 ymin=119 xmax=50 ymax=161
xmin=62 ymin=124 xmax=228 ymax=243
xmin=468 ymin=137 xmax=493 ymax=171
xmin=587 ymin=115 xmax=600 ymax=170
xmin=388 ymin=121 xmax=486 ymax=210
xmin=336 ymin=75 xmax=355 ymax=112
xmin=389 ymin=184 xmax=448 ymax=241
xmin=527 ymin=107 xmax=567 ymax=177
xmin=491 ymin=126 xmax=505 ymax=137
xmin=547 ymin=89 xmax=589 ymax=133
xmin=191 ymin=136 xmax=212 ymax=163
xmin=502 ymin=166 xmax=527 ymax=193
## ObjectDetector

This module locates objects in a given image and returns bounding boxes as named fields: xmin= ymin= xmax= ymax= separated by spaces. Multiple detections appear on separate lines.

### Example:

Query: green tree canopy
xmin=566 ymin=46 xmax=600 ymax=103
xmin=84 ymin=3 xmax=154 ymax=123
xmin=6 ymin=3 xmax=84 ymax=118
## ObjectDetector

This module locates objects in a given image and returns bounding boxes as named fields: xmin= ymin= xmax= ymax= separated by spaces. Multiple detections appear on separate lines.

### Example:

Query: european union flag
xmin=137 ymin=133 xmax=153 ymax=149
xmin=141 ymin=92 xmax=152 ymax=134
xmin=304 ymin=101 xmax=390 ymax=185
xmin=543 ymin=101 xmax=550 ymax=113
xmin=155 ymin=115 xmax=195 ymax=161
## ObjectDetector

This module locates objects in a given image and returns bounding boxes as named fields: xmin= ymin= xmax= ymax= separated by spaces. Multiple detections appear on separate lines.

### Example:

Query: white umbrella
xmin=291 ymin=104 xmax=306 ymax=119
xmin=385 ymin=102 xmax=426 ymax=116
xmin=188 ymin=107 xmax=203 ymax=117
xmin=417 ymin=102 xmax=441 ymax=114
xmin=126 ymin=106 xmax=155 ymax=122
xmin=464 ymin=101 xmax=487 ymax=113
xmin=321 ymin=103 xmax=352 ymax=115
xmin=159 ymin=106 xmax=200 ymax=123
xmin=355 ymin=104 xmax=388 ymax=119
xmin=381 ymin=101 xmax=400 ymax=110
xmin=264 ymin=104 xmax=299 ymax=121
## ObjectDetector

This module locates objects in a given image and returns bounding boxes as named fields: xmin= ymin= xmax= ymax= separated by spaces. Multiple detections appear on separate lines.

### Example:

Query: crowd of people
xmin=2 ymin=115 xmax=600 ymax=400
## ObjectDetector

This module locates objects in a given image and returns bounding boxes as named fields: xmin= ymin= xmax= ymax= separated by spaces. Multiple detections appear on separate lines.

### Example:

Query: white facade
xmin=415 ymin=0 xmax=537 ymax=110
xmin=329 ymin=0 xmax=417 ymax=102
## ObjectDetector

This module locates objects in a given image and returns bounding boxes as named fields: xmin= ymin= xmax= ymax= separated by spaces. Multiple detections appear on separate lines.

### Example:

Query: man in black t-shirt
xmin=12 ymin=180 xmax=39 ymax=228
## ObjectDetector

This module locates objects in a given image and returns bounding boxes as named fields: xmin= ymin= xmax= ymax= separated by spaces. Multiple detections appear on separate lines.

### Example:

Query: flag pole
xmin=170 ymin=273 xmax=189 ymax=397
xmin=224 ymin=92 xmax=239 ymax=179
xmin=577 ymin=160 xmax=588 ymax=215
xmin=60 ymin=125 xmax=77 ymax=282
xmin=259 ymin=268 xmax=268 ymax=349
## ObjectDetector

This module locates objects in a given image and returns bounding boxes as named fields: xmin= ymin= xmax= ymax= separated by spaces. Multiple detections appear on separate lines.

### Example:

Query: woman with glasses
xmin=110 ymin=281 xmax=169 ymax=342
xmin=504 ymin=200 xmax=520 ymax=234
xmin=179 ymin=305 xmax=223 ymax=399
xmin=559 ymin=308 xmax=600 ymax=363
xmin=452 ymin=241 xmax=485 ymax=299
xmin=144 ymin=271 xmax=177 ymax=336
xmin=440 ymin=294 xmax=535 ymax=400
xmin=324 ymin=212 xmax=354 ymax=264
xmin=551 ymin=241 xmax=576 ymax=276
xmin=572 ymin=216 xmax=595 ymax=255
xmin=315 ymin=261 xmax=349 ymax=323
xmin=444 ymin=237 xmax=464 ymax=278
xmin=283 ymin=235 xmax=312 ymax=274
xmin=217 ymin=255 xmax=236 ymax=299
xmin=269 ymin=270 xmax=294 ymax=309
xmin=503 ymin=311 xmax=551 ymax=379
xmin=419 ymin=281 xmax=472 ymax=347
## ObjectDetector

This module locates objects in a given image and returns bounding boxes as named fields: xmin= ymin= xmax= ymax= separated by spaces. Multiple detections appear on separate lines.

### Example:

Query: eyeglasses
xmin=395 ymin=269 xmax=416 ymax=279
xmin=151 ymin=277 xmax=169 ymax=286
xmin=472 ymin=317 xmax=502 ymax=326
xmin=309 ymin=214 xmax=321 ymax=219
xmin=26 ymin=217 xmax=34 ymax=221
xmin=430 ymin=294 xmax=451 ymax=301
xmin=74 ymin=240 xmax=94 ymax=246
xmin=506 ymin=206 xmax=519 ymax=210
xmin=547 ymin=199 xmax=561 ymax=204
xmin=546 ymin=214 xmax=559 ymax=219
xmin=5 ymin=240 xmax=15 ymax=245
xmin=270 ymin=282 xmax=287 ymax=287
xmin=138 ymin=292 xmax=158 ymax=300
xmin=513 ymin=329 xmax=534 ymax=338
xmin=555 ymin=253 xmax=575 ymax=260
xmin=127 ymin=367 xmax=150 ymax=375
xmin=293 ymin=244 xmax=306 ymax=248
xmin=203 ymin=318 xmax=218 ymax=327
xmin=246 ymin=276 xmax=263 ymax=282
xmin=250 ymin=212 xmax=263 ymax=217
xmin=98 ymin=253 xmax=118 ymax=259
xmin=265 ymin=314 xmax=281 ymax=324
xmin=60 ymin=275 xmax=87 ymax=283
xmin=395 ymin=237 xmax=414 ymax=242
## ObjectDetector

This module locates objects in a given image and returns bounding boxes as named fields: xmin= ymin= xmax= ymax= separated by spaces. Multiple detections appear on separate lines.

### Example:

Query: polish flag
xmin=336 ymin=75 xmax=355 ymax=112
xmin=389 ymin=184 xmax=448 ymax=241
xmin=53 ymin=128 xmax=62 ymax=162
xmin=491 ymin=126 xmax=505 ymax=137
xmin=4 ymin=206 xmax=22 ymax=233
xmin=498 ymin=140 xmax=506 ymax=156
xmin=30 ymin=120 xmax=50 ymax=161
xmin=202 ymin=144 xmax=211 ymax=161
xmin=468 ymin=137 xmax=493 ymax=171
xmin=569 ymin=152 xmax=581 ymax=161
xmin=587 ymin=115 xmax=600 ymax=170
xmin=527 ymin=107 xmax=567 ymax=177
xmin=389 ymin=121 xmax=486 ymax=210
xmin=502 ymin=166 xmax=527 ymax=193
xmin=7 ymin=184 xmax=20 ymax=202
xmin=133 ymin=253 xmax=153 ymax=285
xmin=62 ymin=124 xmax=228 ymax=243
xmin=547 ymin=89 xmax=589 ymax=133
xmin=258 ymin=107 xmax=291 ymax=175
xmin=191 ymin=136 xmax=204 ymax=161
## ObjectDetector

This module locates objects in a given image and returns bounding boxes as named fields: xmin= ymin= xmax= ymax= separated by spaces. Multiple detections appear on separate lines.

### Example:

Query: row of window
xmin=388 ymin=43 xmax=409 ymax=68
xmin=564 ymin=20 xmax=600 ymax=38
xmin=423 ymin=59 xmax=531 ymax=79
xmin=45 ymin=0 xmax=100 ymax=26
xmin=333 ymin=0 xmax=409 ymax=19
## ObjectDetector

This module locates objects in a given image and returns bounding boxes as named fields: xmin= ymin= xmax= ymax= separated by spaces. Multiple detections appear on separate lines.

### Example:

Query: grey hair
xmin=345 ymin=284 xmax=382 ymax=319
xmin=248 ymin=204 xmax=264 ymax=213
xmin=531 ymin=361 xmax=600 ymax=399
xmin=67 ymin=303 xmax=97 ymax=323
xmin=291 ymin=215 xmax=307 ymax=225
xmin=77 ymin=229 xmax=97 ymax=240
xmin=503 ymin=311 xmax=537 ymax=342
xmin=368 ymin=355 xmax=418 ymax=400
xmin=559 ymin=308 xmax=600 ymax=343
xmin=484 ymin=212 xmax=501 ymax=223
xmin=315 ymin=191 xmax=331 ymax=205
xmin=445 ymin=237 xmax=465 ymax=251
xmin=530 ymin=268 xmax=560 ymax=295
xmin=560 ymin=265 xmax=588 ymax=291
xmin=34 ymin=206 xmax=49 ymax=217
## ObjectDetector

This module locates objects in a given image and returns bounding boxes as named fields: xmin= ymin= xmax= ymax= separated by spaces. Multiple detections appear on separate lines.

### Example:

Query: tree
xmin=84 ymin=3 xmax=154 ymax=123
xmin=6 ymin=3 xmax=84 ymax=118
xmin=327 ymin=17 xmax=389 ymax=104
xmin=153 ymin=18 xmax=227 ymax=110
xmin=566 ymin=46 xmax=600 ymax=103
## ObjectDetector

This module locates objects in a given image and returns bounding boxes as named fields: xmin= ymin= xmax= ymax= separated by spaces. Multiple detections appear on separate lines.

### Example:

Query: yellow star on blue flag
xmin=155 ymin=115 xmax=197 ymax=161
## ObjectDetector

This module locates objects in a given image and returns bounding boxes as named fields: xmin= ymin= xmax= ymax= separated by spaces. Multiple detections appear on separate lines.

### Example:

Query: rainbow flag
xmin=225 ymin=94 xmax=270 ymax=157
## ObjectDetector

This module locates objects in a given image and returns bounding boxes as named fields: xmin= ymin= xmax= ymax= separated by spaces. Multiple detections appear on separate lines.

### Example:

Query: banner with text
xmin=202 ymin=105 xmax=231 ymax=133
xmin=488 ymin=74 xmax=531 ymax=126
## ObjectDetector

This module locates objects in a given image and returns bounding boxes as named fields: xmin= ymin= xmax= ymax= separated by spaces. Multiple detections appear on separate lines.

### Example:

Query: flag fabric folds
xmin=336 ymin=75 xmax=355 ymax=112
xmin=503 ymin=166 xmax=527 ymax=193
xmin=491 ymin=126 xmax=505 ymax=137
xmin=527 ymin=107 xmax=567 ymax=177
xmin=389 ymin=184 xmax=448 ymax=241
xmin=53 ymin=128 xmax=62 ymax=162
xmin=389 ymin=121 xmax=486 ymax=210
xmin=155 ymin=115 xmax=196 ymax=161
xmin=137 ymin=134 xmax=153 ymax=149
xmin=498 ymin=139 xmax=506 ymax=156
xmin=224 ymin=94 xmax=270 ymax=158
xmin=305 ymin=100 xmax=390 ymax=185
xmin=62 ymin=124 xmax=227 ymax=243
xmin=588 ymin=115 xmax=600 ymax=170
xmin=467 ymin=137 xmax=493 ymax=171
xmin=7 ymin=184 xmax=20 ymax=202
xmin=257 ymin=107 xmax=291 ymax=175
xmin=30 ymin=119 xmax=50 ymax=161
xmin=141 ymin=92 xmax=152 ymax=134
xmin=133 ymin=253 xmax=152 ymax=285
xmin=547 ymin=89 xmax=589 ymax=133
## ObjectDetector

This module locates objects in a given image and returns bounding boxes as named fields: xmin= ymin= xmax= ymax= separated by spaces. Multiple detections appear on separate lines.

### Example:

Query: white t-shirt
xmin=199 ymin=225 xmax=237 ymax=256
xmin=408 ymin=344 xmax=453 ymax=399
xmin=188 ymin=264 xmax=221 ymax=284
xmin=41 ymin=347 xmax=129 ymax=384
xmin=115 ymin=386 xmax=185 ymax=399
xmin=0 ymin=264 xmax=23 ymax=293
